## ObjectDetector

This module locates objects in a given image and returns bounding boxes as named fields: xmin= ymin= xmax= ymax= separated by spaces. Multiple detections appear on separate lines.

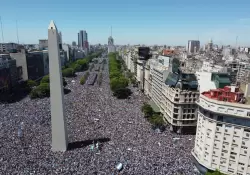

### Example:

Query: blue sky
xmin=1 ymin=0 xmax=250 ymax=46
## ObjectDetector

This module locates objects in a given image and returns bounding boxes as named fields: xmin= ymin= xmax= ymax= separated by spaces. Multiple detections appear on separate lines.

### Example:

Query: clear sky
xmin=1 ymin=0 xmax=250 ymax=46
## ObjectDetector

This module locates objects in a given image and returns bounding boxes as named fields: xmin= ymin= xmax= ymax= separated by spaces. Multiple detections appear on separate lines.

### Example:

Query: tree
xmin=40 ymin=75 xmax=50 ymax=84
xmin=40 ymin=75 xmax=67 ymax=87
xmin=148 ymin=114 xmax=165 ymax=128
xmin=80 ymin=77 xmax=86 ymax=85
xmin=113 ymin=88 xmax=132 ymax=99
xmin=72 ymin=64 xmax=82 ymax=72
xmin=206 ymin=170 xmax=225 ymax=175
xmin=27 ymin=80 xmax=38 ymax=88
xmin=110 ymin=77 xmax=129 ymax=91
xmin=62 ymin=68 xmax=75 ymax=77
xmin=141 ymin=103 xmax=154 ymax=117
xmin=30 ymin=83 xmax=50 ymax=99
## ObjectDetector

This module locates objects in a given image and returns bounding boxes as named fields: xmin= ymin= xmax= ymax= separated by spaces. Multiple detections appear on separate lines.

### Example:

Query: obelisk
xmin=48 ymin=20 xmax=68 ymax=151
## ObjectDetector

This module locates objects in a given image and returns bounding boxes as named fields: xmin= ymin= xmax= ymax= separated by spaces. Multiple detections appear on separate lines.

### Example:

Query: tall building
xmin=78 ymin=30 xmax=87 ymax=49
xmin=58 ymin=31 xmax=62 ymax=49
xmin=187 ymin=40 xmax=200 ymax=53
xmin=72 ymin=41 xmax=76 ymax=47
xmin=161 ymin=58 xmax=199 ymax=133
xmin=192 ymin=85 xmax=250 ymax=175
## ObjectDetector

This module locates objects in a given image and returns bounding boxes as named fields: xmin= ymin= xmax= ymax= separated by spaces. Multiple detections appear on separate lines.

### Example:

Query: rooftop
xmin=202 ymin=86 xmax=249 ymax=105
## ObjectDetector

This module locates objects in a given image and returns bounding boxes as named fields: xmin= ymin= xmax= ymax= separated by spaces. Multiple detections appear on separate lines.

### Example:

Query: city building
xmin=0 ymin=43 xmax=19 ymax=53
xmin=237 ymin=62 xmax=250 ymax=84
xmin=58 ymin=31 xmax=62 ymax=49
xmin=39 ymin=39 xmax=48 ymax=50
xmin=10 ymin=50 xmax=49 ymax=81
xmin=192 ymin=85 xmax=250 ymax=175
xmin=200 ymin=61 xmax=227 ymax=73
xmin=161 ymin=58 xmax=199 ymax=133
xmin=187 ymin=40 xmax=200 ymax=53
xmin=149 ymin=58 xmax=169 ymax=110
xmin=72 ymin=41 xmax=77 ymax=47
xmin=62 ymin=44 xmax=70 ymax=62
xmin=0 ymin=54 xmax=18 ymax=92
xmin=78 ymin=30 xmax=88 ymax=51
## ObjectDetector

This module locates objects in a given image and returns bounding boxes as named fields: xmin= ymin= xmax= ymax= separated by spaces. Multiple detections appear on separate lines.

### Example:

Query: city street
xmin=0 ymin=59 xmax=196 ymax=175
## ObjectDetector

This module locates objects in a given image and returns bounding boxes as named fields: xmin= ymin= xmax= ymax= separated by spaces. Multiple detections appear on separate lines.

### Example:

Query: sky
xmin=1 ymin=0 xmax=250 ymax=46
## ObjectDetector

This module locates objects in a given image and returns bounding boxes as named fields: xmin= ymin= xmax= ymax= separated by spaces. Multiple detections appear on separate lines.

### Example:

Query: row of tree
xmin=29 ymin=51 xmax=103 ymax=99
xmin=62 ymin=51 xmax=103 ymax=77
xmin=29 ymin=75 xmax=68 ymax=99
xmin=141 ymin=103 xmax=165 ymax=130
xmin=109 ymin=52 xmax=131 ymax=99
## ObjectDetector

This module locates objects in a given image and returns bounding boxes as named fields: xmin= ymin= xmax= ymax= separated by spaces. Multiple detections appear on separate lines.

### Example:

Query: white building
xmin=149 ymin=59 xmax=169 ymax=108
xmin=192 ymin=85 xmax=250 ymax=175
xmin=200 ymin=61 xmax=227 ymax=73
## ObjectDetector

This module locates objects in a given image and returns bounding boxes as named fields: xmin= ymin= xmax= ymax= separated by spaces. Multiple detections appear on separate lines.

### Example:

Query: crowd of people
xmin=0 ymin=60 xmax=198 ymax=174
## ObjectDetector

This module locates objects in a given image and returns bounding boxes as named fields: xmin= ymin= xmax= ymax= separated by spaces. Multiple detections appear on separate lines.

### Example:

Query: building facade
xmin=0 ymin=54 xmax=18 ymax=92
xmin=193 ymin=86 xmax=250 ymax=175
xmin=162 ymin=66 xmax=199 ymax=133
xmin=39 ymin=39 xmax=48 ymax=50
xmin=0 ymin=43 xmax=19 ymax=53
xmin=187 ymin=40 xmax=200 ymax=53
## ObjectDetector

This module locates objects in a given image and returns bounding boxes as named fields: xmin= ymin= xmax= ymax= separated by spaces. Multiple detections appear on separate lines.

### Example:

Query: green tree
xmin=80 ymin=77 xmax=86 ymax=85
xmin=206 ymin=170 xmax=225 ymax=175
xmin=110 ymin=77 xmax=129 ymax=91
xmin=40 ymin=75 xmax=67 ymax=87
xmin=113 ymin=88 xmax=132 ymax=99
xmin=30 ymin=83 xmax=50 ymax=99
xmin=148 ymin=114 xmax=165 ymax=128
xmin=72 ymin=64 xmax=82 ymax=72
xmin=40 ymin=75 xmax=50 ymax=84
xmin=141 ymin=103 xmax=154 ymax=117
xmin=27 ymin=80 xmax=38 ymax=88
xmin=62 ymin=68 xmax=75 ymax=77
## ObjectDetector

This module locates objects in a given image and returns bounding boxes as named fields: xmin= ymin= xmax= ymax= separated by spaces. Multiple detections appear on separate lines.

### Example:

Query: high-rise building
xmin=78 ymin=30 xmax=87 ymax=49
xmin=58 ymin=31 xmax=62 ymax=49
xmin=192 ymin=85 xmax=250 ymax=175
xmin=77 ymin=33 xmax=79 ymax=47
xmin=187 ymin=40 xmax=200 ymax=53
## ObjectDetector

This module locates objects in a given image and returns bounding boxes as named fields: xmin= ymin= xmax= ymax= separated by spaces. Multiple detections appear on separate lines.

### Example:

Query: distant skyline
xmin=1 ymin=0 xmax=250 ymax=46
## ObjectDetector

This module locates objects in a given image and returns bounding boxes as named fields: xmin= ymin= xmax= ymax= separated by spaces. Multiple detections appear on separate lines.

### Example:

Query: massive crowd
xmin=0 ymin=60 xmax=198 ymax=175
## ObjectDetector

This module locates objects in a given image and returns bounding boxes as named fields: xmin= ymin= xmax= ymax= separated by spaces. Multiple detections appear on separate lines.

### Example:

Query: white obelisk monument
xmin=48 ymin=20 xmax=68 ymax=151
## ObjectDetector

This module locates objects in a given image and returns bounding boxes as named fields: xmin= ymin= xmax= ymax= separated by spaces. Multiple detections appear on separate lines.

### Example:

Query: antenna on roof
xmin=0 ymin=16 xmax=4 ymax=43
xmin=16 ymin=20 xmax=19 ymax=44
